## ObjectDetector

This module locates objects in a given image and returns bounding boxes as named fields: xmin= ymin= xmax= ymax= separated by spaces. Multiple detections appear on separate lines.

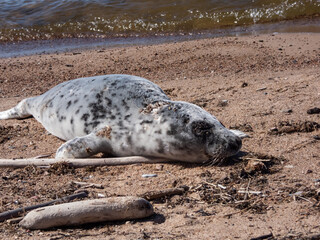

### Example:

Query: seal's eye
xmin=191 ymin=121 xmax=212 ymax=137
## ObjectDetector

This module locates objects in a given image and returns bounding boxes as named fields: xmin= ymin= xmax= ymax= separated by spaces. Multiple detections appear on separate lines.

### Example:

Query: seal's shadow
xmin=219 ymin=151 xmax=248 ymax=167
xmin=46 ymin=213 xmax=166 ymax=231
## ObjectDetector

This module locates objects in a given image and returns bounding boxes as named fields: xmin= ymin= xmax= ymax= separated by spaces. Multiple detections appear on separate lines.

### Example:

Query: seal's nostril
xmin=228 ymin=136 xmax=242 ymax=152
xmin=236 ymin=136 xmax=242 ymax=147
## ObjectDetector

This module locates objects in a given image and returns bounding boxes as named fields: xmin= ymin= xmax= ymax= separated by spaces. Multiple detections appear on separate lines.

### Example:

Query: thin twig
xmin=0 ymin=191 xmax=88 ymax=222
xmin=244 ymin=179 xmax=252 ymax=200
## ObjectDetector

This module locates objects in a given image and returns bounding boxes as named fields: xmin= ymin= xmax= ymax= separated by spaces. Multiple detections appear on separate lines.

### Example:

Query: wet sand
xmin=0 ymin=32 xmax=320 ymax=239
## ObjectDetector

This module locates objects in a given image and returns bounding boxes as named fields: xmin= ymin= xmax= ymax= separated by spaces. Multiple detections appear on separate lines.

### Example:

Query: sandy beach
xmin=0 ymin=32 xmax=320 ymax=239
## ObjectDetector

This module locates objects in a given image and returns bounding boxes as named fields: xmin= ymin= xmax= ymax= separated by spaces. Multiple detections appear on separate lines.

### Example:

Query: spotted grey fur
xmin=0 ymin=74 xmax=244 ymax=164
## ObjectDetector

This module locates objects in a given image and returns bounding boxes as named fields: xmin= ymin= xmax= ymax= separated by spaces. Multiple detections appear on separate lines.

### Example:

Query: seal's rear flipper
xmin=0 ymin=99 xmax=32 ymax=120
xmin=230 ymin=129 xmax=249 ymax=139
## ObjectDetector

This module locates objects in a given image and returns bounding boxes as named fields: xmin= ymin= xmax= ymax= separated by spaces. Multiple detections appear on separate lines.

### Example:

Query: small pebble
xmin=282 ymin=109 xmax=293 ymax=114
xmin=241 ymin=82 xmax=248 ymax=87
xmin=284 ymin=165 xmax=294 ymax=168
xmin=289 ymin=191 xmax=303 ymax=196
xmin=313 ymin=135 xmax=320 ymax=140
xmin=307 ymin=107 xmax=320 ymax=114
xmin=97 ymin=193 xmax=106 ymax=198
xmin=217 ymin=99 xmax=228 ymax=107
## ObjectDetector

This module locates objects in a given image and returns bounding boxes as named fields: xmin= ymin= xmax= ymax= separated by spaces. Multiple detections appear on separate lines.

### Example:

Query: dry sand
xmin=0 ymin=32 xmax=320 ymax=239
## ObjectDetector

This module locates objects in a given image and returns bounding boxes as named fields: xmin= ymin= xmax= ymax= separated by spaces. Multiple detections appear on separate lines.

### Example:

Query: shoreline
xmin=1 ymin=17 xmax=320 ymax=58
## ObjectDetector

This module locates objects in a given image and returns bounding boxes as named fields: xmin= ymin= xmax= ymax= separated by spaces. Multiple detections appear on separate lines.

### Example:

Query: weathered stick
xmin=139 ymin=187 xmax=188 ymax=200
xmin=19 ymin=197 xmax=154 ymax=229
xmin=250 ymin=233 xmax=273 ymax=240
xmin=0 ymin=156 xmax=169 ymax=168
xmin=0 ymin=191 xmax=88 ymax=222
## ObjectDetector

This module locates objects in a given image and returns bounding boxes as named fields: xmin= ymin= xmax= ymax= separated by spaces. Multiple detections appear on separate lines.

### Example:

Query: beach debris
xmin=142 ymin=173 xmax=158 ymax=178
xmin=0 ymin=191 xmax=88 ymax=222
xmin=217 ymin=99 xmax=228 ymax=107
xmin=139 ymin=186 xmax=188 ymax=200
xmin=97 ymin=193 xmax=106 ymax=198
xmin=0 ymin=156 xmax=168 ymax=168
xmin=238 ymin=190 xmax=262 ymax=195
xmin=244 ymin=160 xmax=267 ymax=174
xmin=284 ymin=165 xmax=294 ymax=168
xmin=307 ymin=107 xmax=320 ymax=114
xmin=256 ymin=87 xmax=267 ymax=91
xmin=19 ymin=197 xmax=154 ymax=229
xmin=69 ymin=181 xmax=103 ymax=189
xmin=269 ymin=120 xmax=320 ymax=134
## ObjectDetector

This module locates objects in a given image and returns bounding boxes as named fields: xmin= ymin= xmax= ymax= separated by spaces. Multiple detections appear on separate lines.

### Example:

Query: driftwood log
xmin=0 ymin=156 xmax=169 ymax=168
xmin=19 ymin=197 xmax=154 ymax=229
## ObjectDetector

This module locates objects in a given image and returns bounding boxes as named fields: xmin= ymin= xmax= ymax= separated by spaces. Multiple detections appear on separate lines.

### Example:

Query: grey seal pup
xmin=0 ymin=74 xmax=245 ymax=164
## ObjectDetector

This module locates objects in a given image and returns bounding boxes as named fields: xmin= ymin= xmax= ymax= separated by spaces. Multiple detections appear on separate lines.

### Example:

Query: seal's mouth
xmin=204 ymin=154 xmax=228 ymax=166
xmin=204 ymin=136 xmax=242 ymax=166
xmin=203 ymin=147 xmax=228 ymax=166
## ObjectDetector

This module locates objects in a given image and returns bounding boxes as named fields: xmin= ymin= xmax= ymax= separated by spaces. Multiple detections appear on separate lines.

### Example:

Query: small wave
xmin=0 ymin=0 xmax=319 ymax=42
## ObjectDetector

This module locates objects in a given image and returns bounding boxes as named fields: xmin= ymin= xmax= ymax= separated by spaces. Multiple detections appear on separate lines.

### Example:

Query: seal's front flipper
xmin=55 ymin=126 xmax=113 ymax=159
xmin=0 ymin=98 xmax=32 ymax=120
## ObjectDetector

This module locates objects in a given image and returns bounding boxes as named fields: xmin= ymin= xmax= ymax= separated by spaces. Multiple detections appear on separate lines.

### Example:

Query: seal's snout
xmin=227 ymin=135 xmax=242 ymax=155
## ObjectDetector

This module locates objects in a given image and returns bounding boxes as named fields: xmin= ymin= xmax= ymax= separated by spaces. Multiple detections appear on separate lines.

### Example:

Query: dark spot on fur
xmin=121 ymin=99 xmax=127 ymax=106
xmin=182 ymin=114 xmax=190 ymax=124
xmin=137 ymin=146 xmax=146 ymax=153
xmin=118 ymin=121 xmax=123 ymax=127
xmin=90 ymin=121 xmax=100 ymax=129
xmin=59 ymin=115 xmax=66 ymax=121
xmin=60 ymin=95 xmax=64 ymax=98
xmin=140 ymin=120 xmax=153 ymax=125
xmin=96 ymin=93 xmax=102 ymax=101
xmin=156 ymin=139 xmax=165 ymax=154
xmin=155 ymin=129 xmax=162 ymax=134
xmin=70 ymin=118 xmax=74 ymax=124
xmin=110 ymin=115 xmax=116 ymax=120
xmin=124 ymin=114 xmax=131 ymax=120
xmin=66 ymin=100 xmax=72 ymax=109
xmin=81 ymin=113 xmax=90 ymax=122
xmin=127 ymin=136 xmax=132 ymax=145
xmin=111 ymin=93 xmax=116 ymax=97
xmin=73 ymin=99 xmax=78 ymax=104
xmin=170 ymin=141 xmax=185 ymax=151
xmin=88 ymin=102 xmax=107 ymax=120
xmin=104 ymin=97 xmax=112 ymax=106
xmin=75 ymin=109 xmax=80 ymax=114
xmin=167 ymin=124 xmax=178 ymax=135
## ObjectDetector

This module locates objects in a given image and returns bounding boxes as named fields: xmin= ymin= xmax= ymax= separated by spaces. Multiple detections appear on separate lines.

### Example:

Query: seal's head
xmin=151 ymin=101 xmax=243 ymax=164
